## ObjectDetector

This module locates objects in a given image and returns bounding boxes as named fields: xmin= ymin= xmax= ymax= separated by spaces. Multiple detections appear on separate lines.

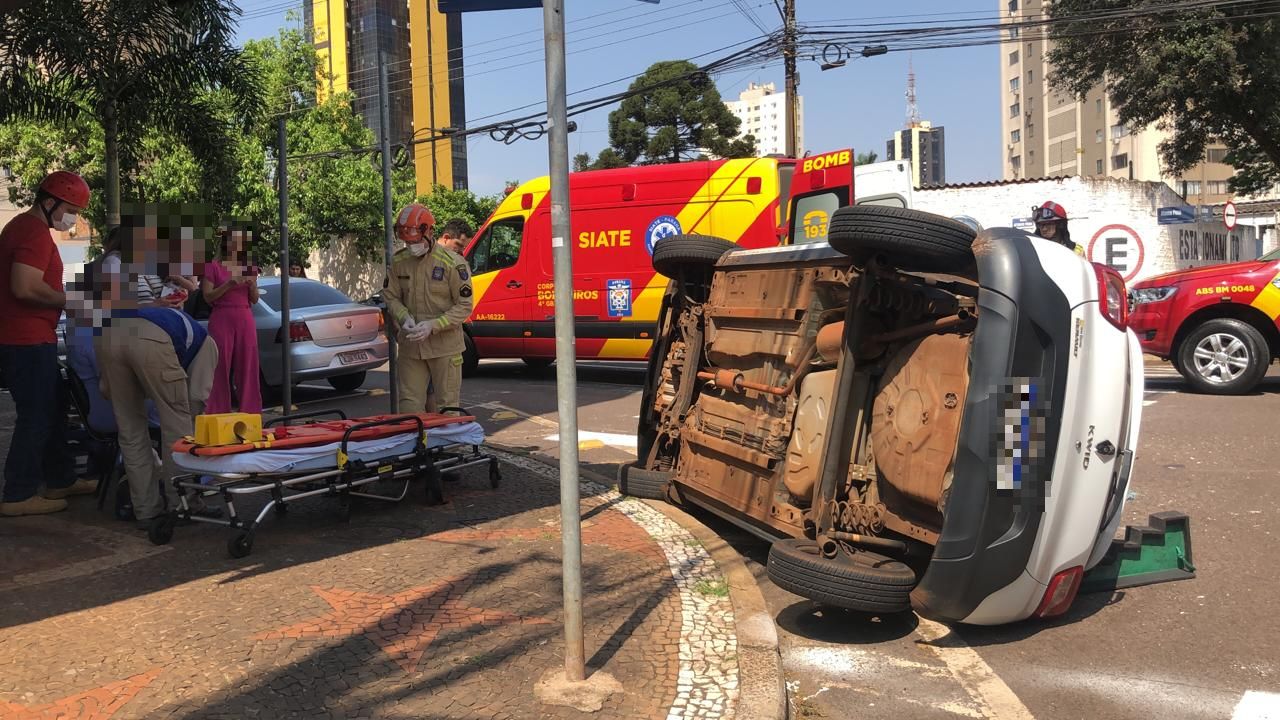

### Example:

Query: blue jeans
xmin=0 ymin=343 xmax=75 ymax=502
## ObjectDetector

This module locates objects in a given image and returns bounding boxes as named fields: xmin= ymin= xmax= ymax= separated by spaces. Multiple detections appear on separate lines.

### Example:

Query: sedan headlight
xmin=1129 ymin=286 xmax=1176 ymax=305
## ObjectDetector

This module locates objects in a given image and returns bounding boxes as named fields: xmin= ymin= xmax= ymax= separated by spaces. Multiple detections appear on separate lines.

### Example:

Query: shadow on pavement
xmin=776 ymin=600 xmax=920 ymax=644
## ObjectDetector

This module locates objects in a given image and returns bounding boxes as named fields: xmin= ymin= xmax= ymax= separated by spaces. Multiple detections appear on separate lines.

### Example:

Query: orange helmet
xmin=395 ymin=203 xmax=435 ymax=243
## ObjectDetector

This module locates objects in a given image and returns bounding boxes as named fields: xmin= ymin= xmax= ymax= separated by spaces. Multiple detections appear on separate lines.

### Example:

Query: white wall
xmin=912 ymin=176 xmax=1261 ymax=284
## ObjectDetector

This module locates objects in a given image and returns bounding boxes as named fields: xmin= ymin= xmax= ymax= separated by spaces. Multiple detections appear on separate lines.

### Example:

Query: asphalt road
xmin=272 ymin=358 xmax=1280 ymax=720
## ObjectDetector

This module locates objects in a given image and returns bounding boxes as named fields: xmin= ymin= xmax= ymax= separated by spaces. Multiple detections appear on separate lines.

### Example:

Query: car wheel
xmin=462 ymin=333 xmax=480 ymax=378
xmin=1176 ymin=318 xmax=1269 ymax=395
xmin=522 ymin=357 xmax=553 ymax=371
xmin=827 ymin=205 xmax=977 ymax=276
xmin=328 ymin=371 xmax=367 ymax=393
xmin=766 ymin=538 xmax=915 ymax=613
xmin=651 ymin=234 xmax=738 ymax=278
xmin=618 ymin=462 xmax=670 ymax=501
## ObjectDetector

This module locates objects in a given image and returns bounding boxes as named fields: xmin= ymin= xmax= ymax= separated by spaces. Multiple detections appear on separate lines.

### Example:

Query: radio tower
xmin=906 ymin=56 xmax=920 ymax=128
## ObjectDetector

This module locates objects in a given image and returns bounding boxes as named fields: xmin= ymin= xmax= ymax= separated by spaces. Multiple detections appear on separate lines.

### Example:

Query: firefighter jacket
xmin=384 ymin=243 xmax=473 ymax=359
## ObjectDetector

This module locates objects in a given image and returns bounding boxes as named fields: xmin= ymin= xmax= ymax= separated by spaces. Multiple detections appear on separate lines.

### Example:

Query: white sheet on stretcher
xmin=172 ymin=421 xmax=486 ymax=475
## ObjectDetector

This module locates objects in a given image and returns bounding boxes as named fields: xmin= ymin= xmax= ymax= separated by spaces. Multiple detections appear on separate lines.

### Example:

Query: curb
xmin=484 ymin=442 xmax=788 ymax=720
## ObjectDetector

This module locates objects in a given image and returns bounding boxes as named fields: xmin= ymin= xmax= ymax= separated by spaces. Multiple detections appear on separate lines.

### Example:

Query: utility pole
xmin=379 ymin=50 xmax=399 ymax=411
xmin=783 ymin=0 xmax=798 ymax=157
xmin=278 ymin=118 xmax=292 ymax=416
xmin=542 ymin=0 xmax=585 ymax=684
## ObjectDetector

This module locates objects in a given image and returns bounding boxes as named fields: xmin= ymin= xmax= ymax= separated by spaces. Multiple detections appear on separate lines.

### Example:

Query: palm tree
xmin=0 ymin=0 xmax=261 ymax=225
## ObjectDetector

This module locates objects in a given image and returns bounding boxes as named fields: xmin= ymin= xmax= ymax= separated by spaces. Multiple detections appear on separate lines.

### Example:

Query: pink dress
xmin=203 ymin=261 xmax=261 ymax=414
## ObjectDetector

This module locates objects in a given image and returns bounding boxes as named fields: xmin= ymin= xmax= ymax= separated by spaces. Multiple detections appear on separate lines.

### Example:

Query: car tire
xmin=328 ymin=371 xmax=367 ymax=393
xmin=618 ymin=462 xmax=670 ymax=501
xmin=462 ymin=333 xmax=480 ymax=378
xmin=651 ymin=234 xmax=738 ymax=278
xmin=1175 ymin=318 xmax=1270 ymax=395
xmin=766 ymin=538 xmax=915 ymax=613
xmin=827 ymin=205 xmax=977 ymax=276
xmin=522 ymin=357 xmax=553 ymax=371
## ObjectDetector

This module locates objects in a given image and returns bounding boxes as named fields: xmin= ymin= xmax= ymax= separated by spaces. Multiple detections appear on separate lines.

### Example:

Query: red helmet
xmin=1034 ymin=201 xmax=1068 ymax=223
xmin=394 ymin=203 xmax=435 ymax=243
xmin=38 ymin=171 xmax=91 ymax=208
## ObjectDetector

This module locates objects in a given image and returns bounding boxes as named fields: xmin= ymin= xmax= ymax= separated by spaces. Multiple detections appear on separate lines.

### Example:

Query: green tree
xmin=417 ymin=185 xmax=502 ymax=232
xmin=855 ymin=151 xmax=878 ymax=166
xmin=607 ymin=60 xmax=757 ymax=164
xmin=1047 ymin=1 xmax=1280 ymax=195
xmin=572 ymin=148 xmax=630 ymax=172
xmin=0 ymin=0 xmax=262 ymax=225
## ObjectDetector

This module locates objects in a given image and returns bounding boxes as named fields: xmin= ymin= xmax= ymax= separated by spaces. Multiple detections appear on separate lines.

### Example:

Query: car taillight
xmin=378 ymin=312 xmax=385 ymax=332
xmin=1035 ymin=566 xmax=1084 ymax=618
xmin=1093 ymin=263 xmax=1128 ymax=330
xmin=277 ymin=320 xmax=313 ymax=343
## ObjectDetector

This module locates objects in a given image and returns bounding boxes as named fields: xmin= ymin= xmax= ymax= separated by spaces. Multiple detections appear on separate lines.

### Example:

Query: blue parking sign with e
xmin=607 ymin=279 xmax=632 ymax=317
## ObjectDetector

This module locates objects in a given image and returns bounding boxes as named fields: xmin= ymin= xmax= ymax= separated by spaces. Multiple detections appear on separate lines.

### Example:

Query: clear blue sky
xmin=236 ymin=0 xmax=1001 ymax=196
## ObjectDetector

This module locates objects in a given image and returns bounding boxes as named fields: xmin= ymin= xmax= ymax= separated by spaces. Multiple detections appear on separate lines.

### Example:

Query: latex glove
xmin=408 ymin=322 xmax=434 ymax=342
xmin=401 ymin=316 xmax=419 ymax=333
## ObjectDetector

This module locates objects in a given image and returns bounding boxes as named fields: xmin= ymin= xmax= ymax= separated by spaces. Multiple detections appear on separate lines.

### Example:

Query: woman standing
xmin=202 ymin=227 xmax=261 ymax=414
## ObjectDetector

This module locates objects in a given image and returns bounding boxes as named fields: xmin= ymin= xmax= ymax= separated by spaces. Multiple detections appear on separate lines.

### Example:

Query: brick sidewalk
xmin=0 ymin=450 xmax=742 ymax=719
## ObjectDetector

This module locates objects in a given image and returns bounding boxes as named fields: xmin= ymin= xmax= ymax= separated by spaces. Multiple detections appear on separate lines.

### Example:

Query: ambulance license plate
xmin=338 ymin=350 xmax=370 ymax=365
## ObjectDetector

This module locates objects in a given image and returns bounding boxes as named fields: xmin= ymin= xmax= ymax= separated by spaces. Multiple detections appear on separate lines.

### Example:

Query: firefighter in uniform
xmin=1033 ymin=200 xmax=1085 ymax=256
xmin=384 ymin=203 xmax=473 ymax=413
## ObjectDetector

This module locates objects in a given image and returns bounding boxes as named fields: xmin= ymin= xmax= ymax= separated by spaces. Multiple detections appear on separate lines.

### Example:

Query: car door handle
xmin=506 ymin=280 xmax=523 ymax=289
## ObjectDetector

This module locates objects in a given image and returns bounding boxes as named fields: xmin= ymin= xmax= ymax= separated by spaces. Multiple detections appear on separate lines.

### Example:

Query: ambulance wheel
xmin=1175 ymin=318 xmax=1270 ymax=395
xmin=618 ymin=462 xmax=669 ymax=501
xmin=651 ymin=234 xmax=738 ymax=279
xmin=462 ymin=334 xmax=480 ymax=377
xmin=827 ymin=206 xmax=977 ymax=276
xmin=228 ymin=532 xmax=254 ymax=559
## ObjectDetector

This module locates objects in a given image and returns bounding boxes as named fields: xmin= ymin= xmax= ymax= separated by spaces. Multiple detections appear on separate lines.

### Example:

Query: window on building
xmin=1181 ymin=180 xmax=1202 ymax=196
xmin=1208 ymin=180 xmax=1229 ymax=195
xmin=1028 ymin=123 xmax=1035 ymax=138
xmin=1011 ymin=155 xmax=1022 ymax=171
xmin=1095 ymin=129 xmax=1103 ymax=143
xmin=1010 ymin=129 xmax=1021 ymax=143
xmin=1009 ymin=26 xmax=1020 ymax=39
xmin=1009 ymin=102 xmax=1020 ymax=118
xmin=1008 ymin=0 xmax=1018 ymax=10
xmin=1096 ymin=98 xmax=1103 ymax=114
xmin=1009 ymin=77 xmax=1020 ymax=92
xmin=1027 ymin=69 xmax=1033 ymax=83
xmin=1206 ymin=147 xmax=1228 ymax=163
xmin=1009 ymin=50 xmax=1019 ymax=65
xmin=1112 ymin=154 xmax=1129 ymax=170
xmin=1110 ymin=124 xmax=1130 ymax=140
xmin=1096 ymin=159 xmax=1104 ymax=174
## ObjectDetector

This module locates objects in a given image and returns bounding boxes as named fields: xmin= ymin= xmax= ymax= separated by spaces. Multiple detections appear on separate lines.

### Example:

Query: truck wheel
xmin=827 ymin=206 xmax=976 ymax=276
xmin=1176 ymin=318 xmax=1269 ymax=395
xmin=766 ymin=538 xmax=915 ymax=613
xmin=651 ymin=234 xmax=738 ymax=278
xmin=462 ymin=334 xmax=479 ymax=377
xmin=618 ymin=462 xmax=670 ymax=501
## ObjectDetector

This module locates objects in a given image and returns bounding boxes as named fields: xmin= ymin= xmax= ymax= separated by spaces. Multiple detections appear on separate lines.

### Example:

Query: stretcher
xmin=146 ymin=409 xmax=500 ymax=558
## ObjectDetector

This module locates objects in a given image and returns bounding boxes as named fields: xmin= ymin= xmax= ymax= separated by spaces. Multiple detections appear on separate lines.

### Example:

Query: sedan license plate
xmin=338 ymin=350 xmax=371 ymax=365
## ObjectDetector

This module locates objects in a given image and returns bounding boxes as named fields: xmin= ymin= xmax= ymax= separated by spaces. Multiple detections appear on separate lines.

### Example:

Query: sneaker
xmin=0 ymin=496 xmax=69 ymax=517
xmin=44 ymin=478 xmax=99 ymax=500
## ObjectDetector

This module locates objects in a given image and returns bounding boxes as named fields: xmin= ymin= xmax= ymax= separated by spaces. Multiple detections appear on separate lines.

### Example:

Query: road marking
xmin=1143 ymin=400 xmax=1158 ymax=406
xmin=546 ymin=431 xmax=638 ymax=451
xmin=915 ymin=619 xmax=1035 ymax=720
xmin=1234 ymin=691 xmax=1280 ymax=719
xmin=476 ymin=401 xmax=560 ymax=430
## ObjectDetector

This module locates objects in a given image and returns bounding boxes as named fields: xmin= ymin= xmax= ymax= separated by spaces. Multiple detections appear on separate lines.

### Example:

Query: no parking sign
xmin=1087 ymin=224 xmax=1145 ymax=282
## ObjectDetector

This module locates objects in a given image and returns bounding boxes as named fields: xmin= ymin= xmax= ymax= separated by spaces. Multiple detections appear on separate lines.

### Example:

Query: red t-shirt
xmin=0 ymin=213 xmax=64 ymax=345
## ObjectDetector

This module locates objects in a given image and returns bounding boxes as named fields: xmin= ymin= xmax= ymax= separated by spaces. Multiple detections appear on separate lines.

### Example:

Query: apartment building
xmin=305 ymin=0 xmax=468 ymax=193
xmin=725 ymin=82 xmax=803 ymax=157
xmin=999 ymin=0 xmax=1233 ymax=205
xmin=886 ymin=121 xmax=946 ymax=187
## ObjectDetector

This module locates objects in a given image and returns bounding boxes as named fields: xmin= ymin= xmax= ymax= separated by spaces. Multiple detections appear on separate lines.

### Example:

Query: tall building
xmin=725 ymin=82 xmax=803 ymax=157
xmin=306 ymin=0 xmax=468 ymax=193
xmin=999 ymin=0 xmax=1232 ymax=205
xmin=886 ymin=122 xmax=947 ymax=187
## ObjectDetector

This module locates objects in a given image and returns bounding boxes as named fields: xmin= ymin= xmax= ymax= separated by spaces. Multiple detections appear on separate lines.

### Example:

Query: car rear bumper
xmin=261 ymin=337 xmax=389 ymax=386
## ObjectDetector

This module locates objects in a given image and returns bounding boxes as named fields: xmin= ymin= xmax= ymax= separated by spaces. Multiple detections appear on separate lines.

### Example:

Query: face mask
xmin=408 ymin=242 xmax=429 ymax=257
xmin=53 ymin=212 xmax=78 ymax=232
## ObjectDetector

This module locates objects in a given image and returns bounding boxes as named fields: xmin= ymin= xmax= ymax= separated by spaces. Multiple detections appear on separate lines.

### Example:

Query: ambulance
xmin=460 ymin=149 xmax=913 ymax=371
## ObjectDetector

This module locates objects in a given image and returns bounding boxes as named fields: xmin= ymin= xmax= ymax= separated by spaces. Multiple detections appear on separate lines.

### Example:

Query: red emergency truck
xmin=1128 ymin=249 xmax=1280 ymax=394
xmin=460 ymin=149 xmax=862 ymax=370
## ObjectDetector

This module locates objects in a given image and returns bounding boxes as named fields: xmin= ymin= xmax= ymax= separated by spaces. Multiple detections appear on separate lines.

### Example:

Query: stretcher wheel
xmin=337 ymin=494 xmax=353 ymax=522
xmin=228 ymin=532 xmax=254 ymax=558
xmin=147 ymin=515 xmax=176 ymax=546
xmin=274 ymin=502 xmax=288 ymax=516
xmin=488 ymin=460 xmax=501 ymax=489
xmin=423 ymin=466 xmax=445 ymax=506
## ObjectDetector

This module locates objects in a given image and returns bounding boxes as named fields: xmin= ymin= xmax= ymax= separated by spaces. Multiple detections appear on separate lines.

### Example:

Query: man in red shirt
xmin=0 ymin=171 xmax=97 ymax=516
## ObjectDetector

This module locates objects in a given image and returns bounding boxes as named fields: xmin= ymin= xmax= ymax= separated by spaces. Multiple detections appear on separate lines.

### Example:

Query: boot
xmin=0 ymin=496 xmax=69 ymax=517
xmin=44 ymin=478 xmax=99 ymax=500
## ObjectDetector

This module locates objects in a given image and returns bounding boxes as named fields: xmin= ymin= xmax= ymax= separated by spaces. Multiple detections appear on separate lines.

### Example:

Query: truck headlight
xmin=1129 ymin=286 xmax=1176 ymax=305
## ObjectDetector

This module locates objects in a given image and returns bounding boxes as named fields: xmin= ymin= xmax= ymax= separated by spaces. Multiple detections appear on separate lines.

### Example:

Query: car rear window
xmin=259 ymin=282 xmax=353 ymax=310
